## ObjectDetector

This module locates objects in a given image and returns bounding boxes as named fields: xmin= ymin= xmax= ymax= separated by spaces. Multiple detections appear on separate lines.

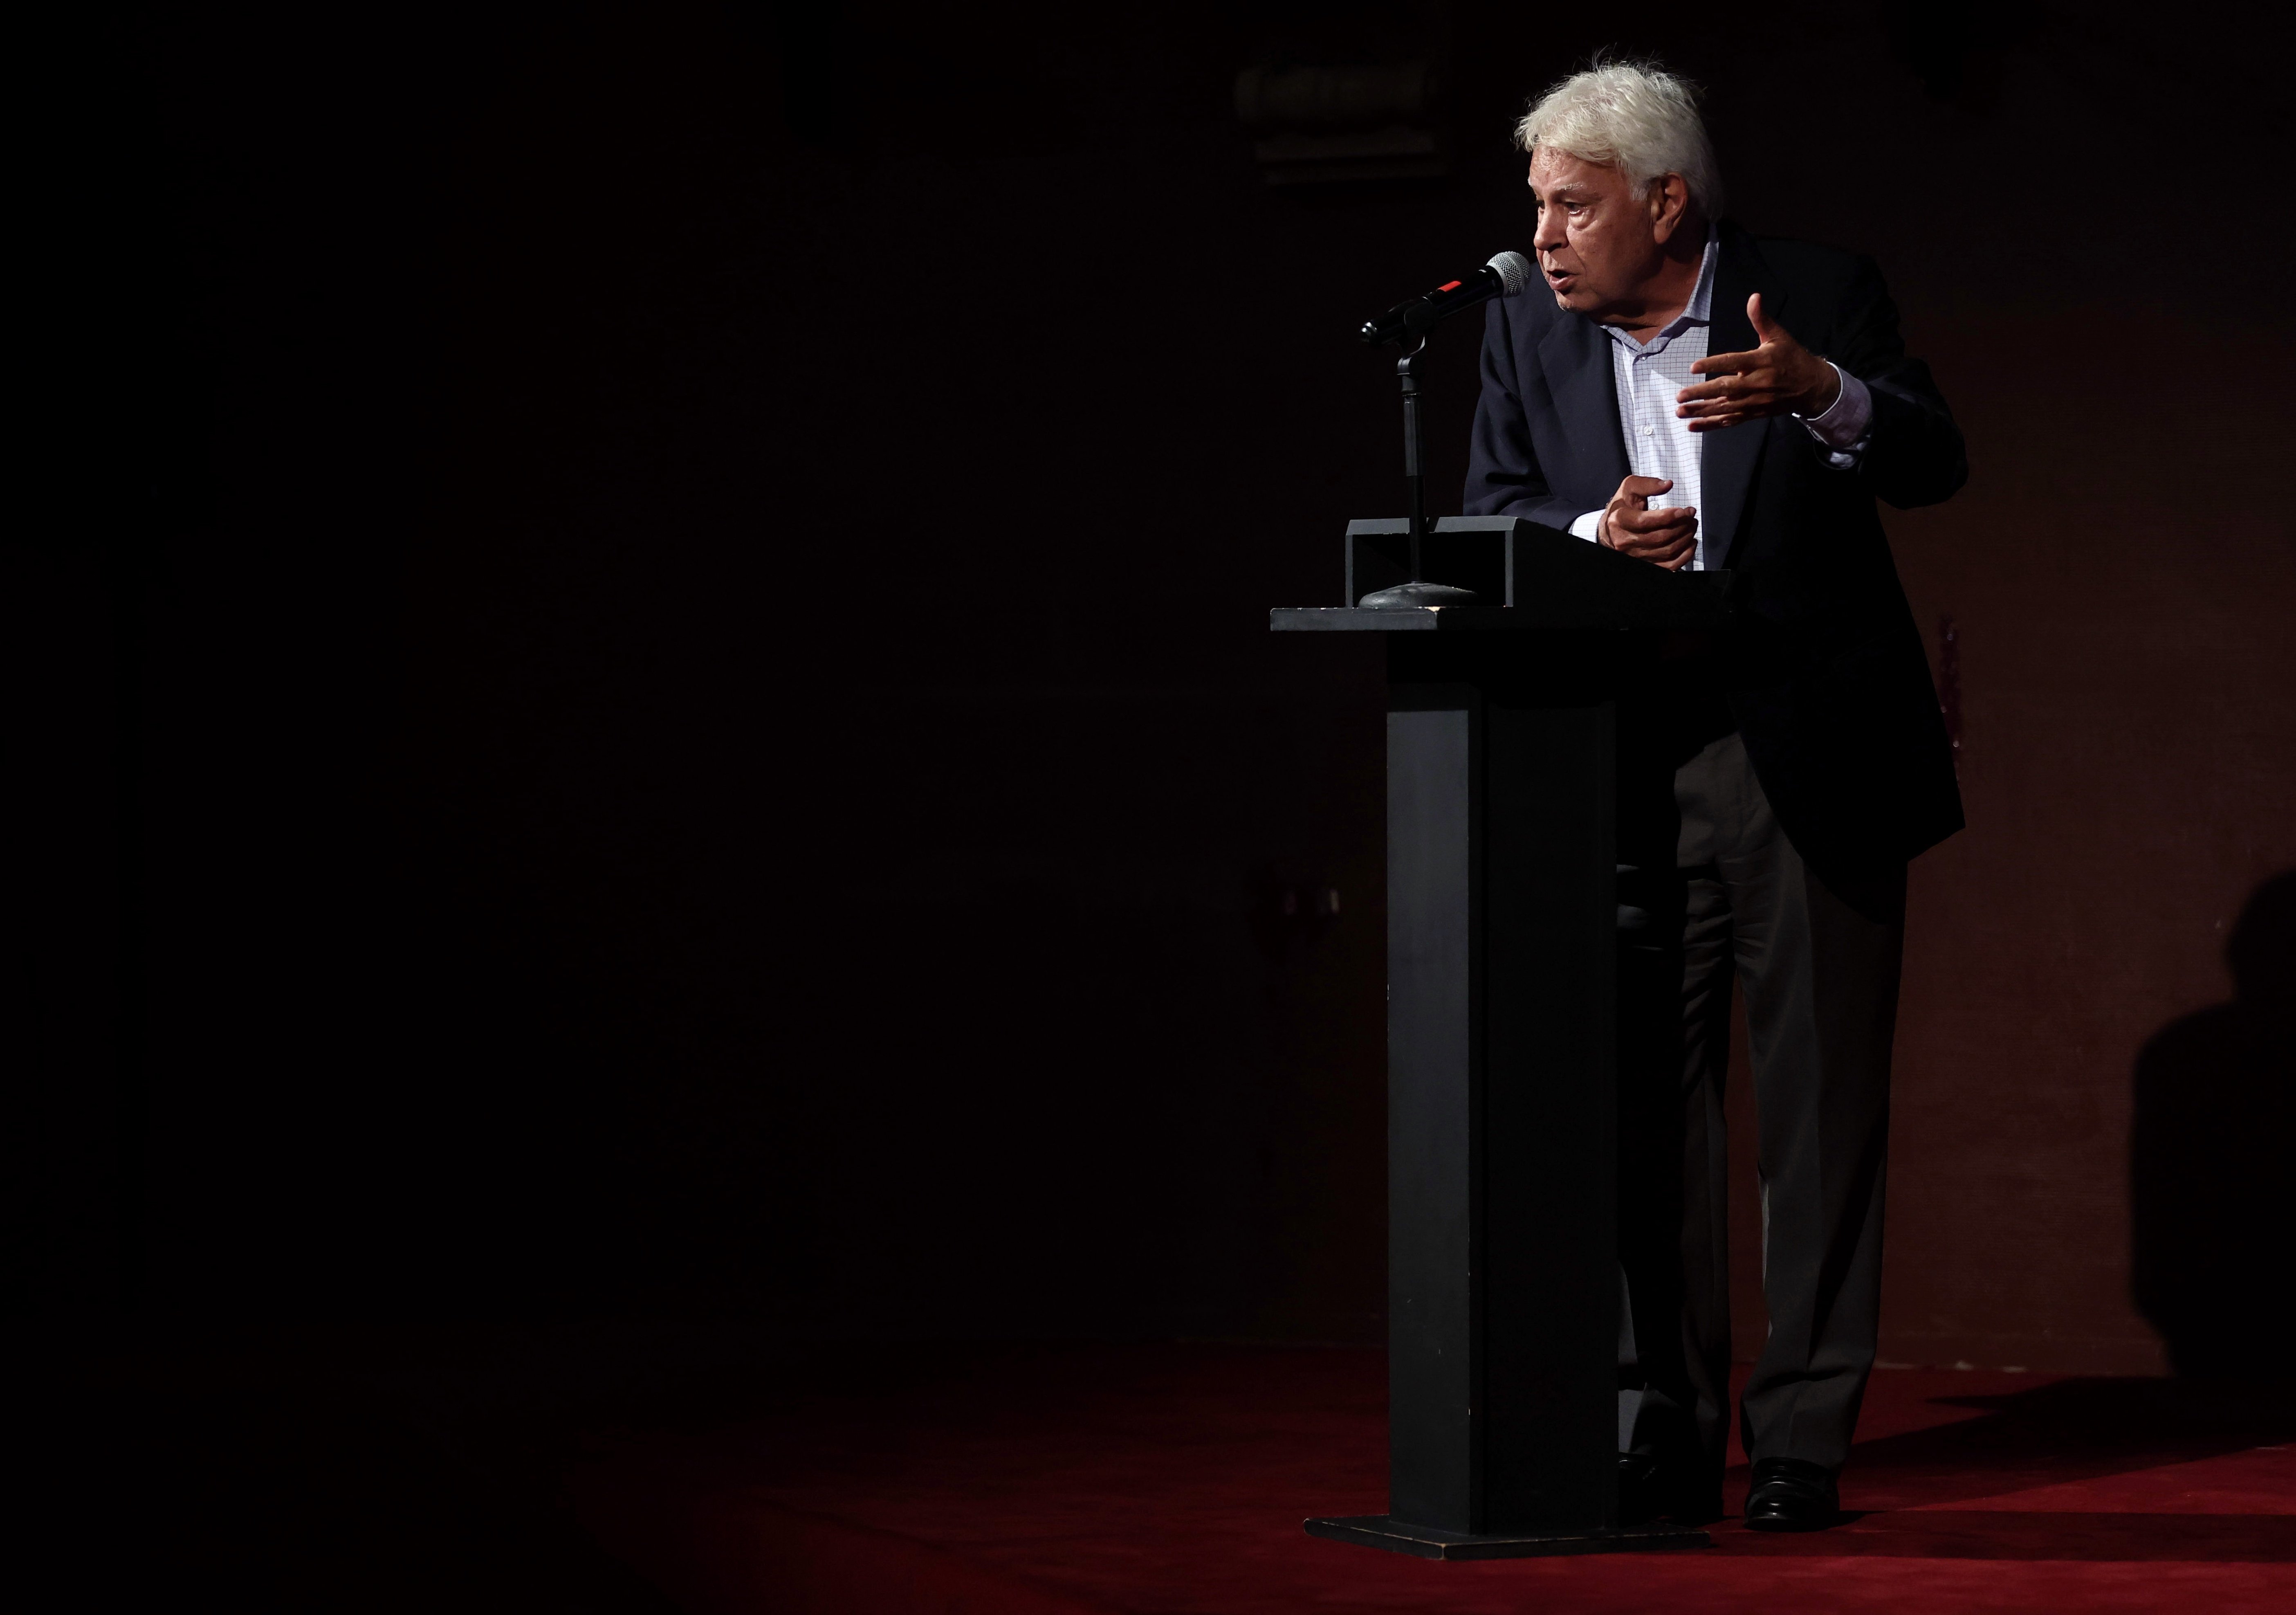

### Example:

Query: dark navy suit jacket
xmin=1463 ymin=220 xmax=1966 ymax=876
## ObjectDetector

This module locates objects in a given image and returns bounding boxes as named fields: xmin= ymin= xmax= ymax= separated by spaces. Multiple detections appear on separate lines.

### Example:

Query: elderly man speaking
xmin=1464 ymin=61 xmax=1965 ymax=1532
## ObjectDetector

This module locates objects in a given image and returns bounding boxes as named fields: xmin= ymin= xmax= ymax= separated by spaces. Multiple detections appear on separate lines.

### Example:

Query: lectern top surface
xmin=1270 ymin=579 xmax=1728 ymax=634
xmin=1282 ymin=515 xmax=1733 ymax=633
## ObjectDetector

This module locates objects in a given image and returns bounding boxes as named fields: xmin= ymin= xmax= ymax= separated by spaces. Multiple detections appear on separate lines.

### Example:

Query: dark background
xmin=13 ymin=0 xmax=2294 ymax=1378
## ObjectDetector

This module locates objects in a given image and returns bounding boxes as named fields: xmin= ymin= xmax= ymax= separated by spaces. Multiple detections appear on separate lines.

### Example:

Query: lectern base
xmin=1304 ymin=1514 xmax=1710 ymax=1560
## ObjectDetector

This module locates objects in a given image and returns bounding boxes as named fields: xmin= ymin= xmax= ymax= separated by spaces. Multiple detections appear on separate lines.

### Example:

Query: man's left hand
xmin=1675 ymin=293 xmax=1839 ymax=432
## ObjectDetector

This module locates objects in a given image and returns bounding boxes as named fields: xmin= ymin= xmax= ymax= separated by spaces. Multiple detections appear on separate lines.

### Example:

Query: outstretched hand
xmin=1674 ymin=293 xmax=1839 ymax=432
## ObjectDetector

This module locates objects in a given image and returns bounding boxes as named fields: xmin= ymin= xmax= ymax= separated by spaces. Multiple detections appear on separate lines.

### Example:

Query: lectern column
xmin=1386 ymin=658 xmax=1622 ymax=1535
xmin=1381 ymin=638 xmax=1632 ymax=1543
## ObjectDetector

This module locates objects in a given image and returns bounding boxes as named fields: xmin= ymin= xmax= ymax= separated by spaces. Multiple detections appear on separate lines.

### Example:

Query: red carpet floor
xmin=570 ymin=1343 xmax=2296 ymax=1615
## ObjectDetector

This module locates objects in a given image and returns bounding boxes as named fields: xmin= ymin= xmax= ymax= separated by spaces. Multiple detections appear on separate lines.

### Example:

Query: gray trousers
xmin=1614 ymin=722 xmax=1905 ymax=1485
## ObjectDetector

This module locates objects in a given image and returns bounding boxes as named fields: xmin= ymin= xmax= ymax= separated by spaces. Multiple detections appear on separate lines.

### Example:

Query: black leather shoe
xmin=1619 ymin=1453 xmax=1724 ymax=1526
xmin=1744 ymin=1457 xmax=1840 ymax=1531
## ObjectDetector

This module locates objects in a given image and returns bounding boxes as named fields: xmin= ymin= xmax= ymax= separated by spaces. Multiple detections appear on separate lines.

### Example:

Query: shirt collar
xmin=1683 ymin=225 xmax=1718 ymax=324
xmin=1607 ymin=226 xmax=1719 ymax=349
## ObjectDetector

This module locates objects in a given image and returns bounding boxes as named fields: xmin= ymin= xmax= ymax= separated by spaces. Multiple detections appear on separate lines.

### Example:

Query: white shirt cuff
xmin=1569 ymin=508 xmax=1603 ymax=542
xmin=1797 ymin=364 xmax=1872 ymax=464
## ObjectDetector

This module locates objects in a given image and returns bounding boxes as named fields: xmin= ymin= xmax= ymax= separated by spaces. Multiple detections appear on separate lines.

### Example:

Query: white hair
xmin=1513 ymin=60 xmax=1724 ymax=218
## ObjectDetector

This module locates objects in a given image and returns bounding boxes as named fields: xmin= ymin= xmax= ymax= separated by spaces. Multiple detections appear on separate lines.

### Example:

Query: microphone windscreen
xmin=1486 ymin=252 xmax=1533 ymax=295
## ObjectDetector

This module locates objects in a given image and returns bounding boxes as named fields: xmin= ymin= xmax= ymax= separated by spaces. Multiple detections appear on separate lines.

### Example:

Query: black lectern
xmin=1276 ymin=516 xmax=1731 ymax=1560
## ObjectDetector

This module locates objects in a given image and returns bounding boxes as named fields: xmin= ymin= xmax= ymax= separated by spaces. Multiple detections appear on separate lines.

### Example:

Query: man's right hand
xmin=1598 ymin=475 xmax=1697 ymax=570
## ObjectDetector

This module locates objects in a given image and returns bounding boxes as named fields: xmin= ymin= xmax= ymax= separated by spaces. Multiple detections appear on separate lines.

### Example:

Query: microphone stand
xmin=1398 ymin=337 xmax=1429 ymax=581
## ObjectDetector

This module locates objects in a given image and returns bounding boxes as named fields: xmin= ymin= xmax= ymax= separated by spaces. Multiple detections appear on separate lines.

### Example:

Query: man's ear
xmin=1648 ymin=173 xmax=1692 ymax=244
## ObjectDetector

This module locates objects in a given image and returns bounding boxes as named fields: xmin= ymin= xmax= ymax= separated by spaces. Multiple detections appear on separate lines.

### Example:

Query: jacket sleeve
xmin=1829 ymin=256 xmax=1967 ymax=510
xmin=1462 ymin=297 xmax=1592 ymax=529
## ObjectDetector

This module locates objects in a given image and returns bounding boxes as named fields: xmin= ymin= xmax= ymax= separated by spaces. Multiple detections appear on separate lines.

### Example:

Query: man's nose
xmin=1531 ymin=211 xmax=1563 ymax=254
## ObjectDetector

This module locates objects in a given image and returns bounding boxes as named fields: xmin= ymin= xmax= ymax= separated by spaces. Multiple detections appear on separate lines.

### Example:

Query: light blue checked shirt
xmin=1565 ymin=231 xmax=1872 ymax=570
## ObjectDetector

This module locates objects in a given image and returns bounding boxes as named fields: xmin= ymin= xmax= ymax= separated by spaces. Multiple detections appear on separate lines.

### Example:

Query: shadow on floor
xmin=1718 ymin=1374 xmax=2296 ymax=1560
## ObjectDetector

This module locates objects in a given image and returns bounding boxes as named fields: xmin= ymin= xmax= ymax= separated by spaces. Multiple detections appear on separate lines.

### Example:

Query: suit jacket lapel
xmin=1538 ymin=311 xmax=1629 ymax=499
xmin=1702 ymin=224 xmax=1774 ymax=570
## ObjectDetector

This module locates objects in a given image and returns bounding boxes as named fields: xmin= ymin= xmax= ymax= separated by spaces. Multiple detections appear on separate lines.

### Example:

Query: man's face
xmin=1527 ymin=147 xmax=1665 ymax=321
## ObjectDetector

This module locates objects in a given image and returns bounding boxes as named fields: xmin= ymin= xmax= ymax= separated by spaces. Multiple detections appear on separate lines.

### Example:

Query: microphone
xmin=1360 ymin=252 xmax=1533 ymax=346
